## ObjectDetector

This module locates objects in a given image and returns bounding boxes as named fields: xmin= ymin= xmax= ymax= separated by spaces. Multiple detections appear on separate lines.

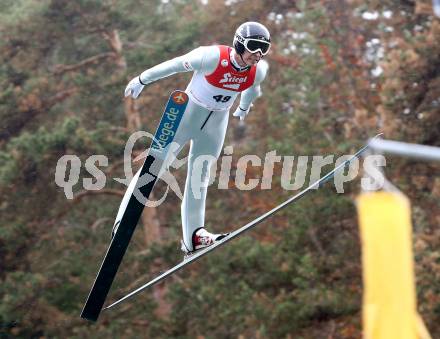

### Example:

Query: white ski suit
xmin=129 ymin=45 xmax=268 ymax=251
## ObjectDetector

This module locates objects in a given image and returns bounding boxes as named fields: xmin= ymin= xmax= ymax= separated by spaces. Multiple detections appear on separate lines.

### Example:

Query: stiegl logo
xmin=219 ymin=72 xmax=247 ymax=89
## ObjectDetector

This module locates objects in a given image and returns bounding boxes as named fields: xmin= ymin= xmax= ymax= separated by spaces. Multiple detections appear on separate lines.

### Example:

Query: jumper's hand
xmin=124 ymin=76 xmax=146 ymax=99
xmin=232 ymin=105 xmax=251 ymax=121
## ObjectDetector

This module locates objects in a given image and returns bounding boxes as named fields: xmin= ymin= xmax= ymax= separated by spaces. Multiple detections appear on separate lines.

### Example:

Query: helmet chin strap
xmin=231 ymin=49 xmax=250 ymax=71
xmin=239 ymin=53 xmax=249 ymax=67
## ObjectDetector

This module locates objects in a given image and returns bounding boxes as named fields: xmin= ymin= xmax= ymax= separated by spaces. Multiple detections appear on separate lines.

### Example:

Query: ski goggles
xmin=236 ymin=34 xmax=271 ymax=55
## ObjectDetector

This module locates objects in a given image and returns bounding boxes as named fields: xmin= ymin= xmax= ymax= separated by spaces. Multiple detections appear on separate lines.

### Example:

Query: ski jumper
xmin=138 ymin=45 xmax=268 ymax=251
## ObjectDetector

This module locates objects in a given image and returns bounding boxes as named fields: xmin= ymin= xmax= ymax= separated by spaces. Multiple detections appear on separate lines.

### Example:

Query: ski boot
xmin=181 ymin=227 xmax=229 ymax=259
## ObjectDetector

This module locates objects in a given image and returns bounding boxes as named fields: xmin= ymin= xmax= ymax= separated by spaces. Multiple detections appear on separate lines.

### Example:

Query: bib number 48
xmin=213 ymin=95 xmax=231 ymax=103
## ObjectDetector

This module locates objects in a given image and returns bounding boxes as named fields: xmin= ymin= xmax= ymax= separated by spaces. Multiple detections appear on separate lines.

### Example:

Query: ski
xmin=80 ymin=91 xmax=189 ymax=322
xmin=103 ymin=133 xmax=383 ymax=311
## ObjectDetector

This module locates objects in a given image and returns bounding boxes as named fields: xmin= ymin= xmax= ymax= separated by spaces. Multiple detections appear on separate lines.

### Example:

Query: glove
xmin=232 ymin=105 xmax=251 ymax=121
xmin=124 ymin=76 xmax=147 ymax=99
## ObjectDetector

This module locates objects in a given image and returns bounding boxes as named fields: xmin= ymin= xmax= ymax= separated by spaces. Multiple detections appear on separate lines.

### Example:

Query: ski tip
xmin=80 ymin=313 xmax=99 ymax=322
xmin=370 ymin=132 xmax=384 ymax=141
xmin=80 ymin=304 xmax=102 ymax=322
xmin=366 ymin=133 xmax=384 ymax=147
xmin=102 ymin=302 xmax=117 ymax=311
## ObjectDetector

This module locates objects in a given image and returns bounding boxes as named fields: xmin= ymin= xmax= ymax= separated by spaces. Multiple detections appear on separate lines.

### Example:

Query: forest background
xmin=1 ymin=0 xmax=439 ymax=338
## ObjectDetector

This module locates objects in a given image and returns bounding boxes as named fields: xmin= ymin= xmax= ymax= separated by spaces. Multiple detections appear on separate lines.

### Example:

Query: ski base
xmin=103 ymin=133 xmax=383 ymax=311
xmin=80 ymin=91 xmax=189 ymax=322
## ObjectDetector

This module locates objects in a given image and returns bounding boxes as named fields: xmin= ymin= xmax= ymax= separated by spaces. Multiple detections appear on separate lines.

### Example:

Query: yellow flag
xmin=357 ymin=192 xmax=431 ymax=339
